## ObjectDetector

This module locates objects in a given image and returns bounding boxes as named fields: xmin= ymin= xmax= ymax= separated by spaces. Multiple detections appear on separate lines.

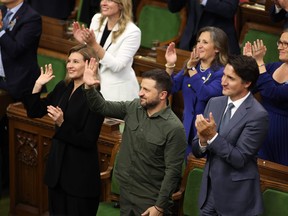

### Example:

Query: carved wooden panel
xmin=7 ymin=103 xmax=122 ymax=216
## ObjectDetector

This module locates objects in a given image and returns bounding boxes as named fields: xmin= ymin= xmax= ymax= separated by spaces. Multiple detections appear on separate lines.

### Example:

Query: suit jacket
xmin=23 ymin=81 xmax=104 ymax=198
xmin=27 ymin=0 xmax=75 ymax=20
xmin=0 ymin=2 xmax=42 ymax=100
xmin=171 ymin=66 xmax=224 ymax=143
xmin=269 ymin=6 xmax=288 ymax=29
xmin=192 ymin=94 xmax=269 ymax=216
xmin=90 ymin=13 xmax=140 ymax=101
xmin=167 ymin=0 xmax=240 ymax=54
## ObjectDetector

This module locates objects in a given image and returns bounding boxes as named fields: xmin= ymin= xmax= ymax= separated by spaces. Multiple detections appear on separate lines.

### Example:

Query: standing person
xmin=73 ymin=0 xmax=140 ymax=101
xmin=0 ymin=0 xmax=41 ymax=197
xmin=167 ymin=0 xmax=240 ymax=54
xmin=27 ymin=0 xmax=76 ymax=20
xmin=83 ymin=63 xmax=187 ymax=215
xmin=22 ymin=44 xmax=104 ymax=216
xmin=0 ymin=0 xmax=41 ymax=100
xmin=243 ymin=35 xmax=288 ymax=166
xmin=270 ymin=0 xmax=288 ymax=29
xmin=165 ymin=26 xmax=228 ymax=156
xmin=192 ymin=55 xmax=269 ymax=216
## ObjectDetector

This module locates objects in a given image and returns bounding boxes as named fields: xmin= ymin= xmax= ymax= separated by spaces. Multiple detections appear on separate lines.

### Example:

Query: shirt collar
xmin=228 ymin=92 xmax=250 ymax=109
xmin=7 ymin=2 xmax=23 ymax=16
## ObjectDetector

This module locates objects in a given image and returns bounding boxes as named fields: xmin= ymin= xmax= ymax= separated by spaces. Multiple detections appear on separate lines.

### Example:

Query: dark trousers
xmin=200 ymin=181 xmax=220 ymax=216
xmin=48 ymin=186 xmax=100 ymax=216
xmin=119 ymin=187 xmax=173 ymax=216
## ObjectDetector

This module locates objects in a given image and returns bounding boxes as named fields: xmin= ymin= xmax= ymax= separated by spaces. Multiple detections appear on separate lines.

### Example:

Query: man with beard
xmin=83 ymin=62 xmax=187 ymax=216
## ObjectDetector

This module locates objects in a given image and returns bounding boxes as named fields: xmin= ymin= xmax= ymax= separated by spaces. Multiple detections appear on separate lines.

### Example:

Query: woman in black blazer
xmin=23 ymin=44 xmax=104 ymax=216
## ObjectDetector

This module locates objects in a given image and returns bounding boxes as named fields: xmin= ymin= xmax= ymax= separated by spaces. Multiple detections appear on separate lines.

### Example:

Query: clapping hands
xmin=73 ymin=22 xmax=95 ymax=45
xmin=243 ymin=39 xmax=267 ymax=63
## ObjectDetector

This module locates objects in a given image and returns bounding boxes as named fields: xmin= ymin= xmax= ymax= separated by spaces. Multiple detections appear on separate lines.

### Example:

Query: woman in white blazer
xmin=73 ymin=0 xmax=141 ymax=101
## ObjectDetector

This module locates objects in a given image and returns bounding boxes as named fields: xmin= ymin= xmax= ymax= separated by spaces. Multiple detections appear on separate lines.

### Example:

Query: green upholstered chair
xmin=172 ymin=155 xmax=205 ymax=216
xmin=135 ymin=0 xmax=186 ymax=49
xmin=261 ymin=189 xmax=288 ymax=216
xmin=37 ymin=54 xmax=66 ymax=93
xmin=97 ymin=153 xmax=120 ymax=216
xmin=239 ymin=22 xmax=282 ymax=64
xmin=182 ymin=168 xmax=203 ymax=216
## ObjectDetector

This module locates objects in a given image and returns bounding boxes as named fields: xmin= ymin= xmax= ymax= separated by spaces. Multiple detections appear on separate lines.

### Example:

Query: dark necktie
xmin=2 ymin=10 xmax=13 ymax=30
xmin=219 ymin=103 xmax=234 ymax=133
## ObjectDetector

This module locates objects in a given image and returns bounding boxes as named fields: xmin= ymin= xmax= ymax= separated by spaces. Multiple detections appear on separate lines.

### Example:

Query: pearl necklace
xmin=200 ymin=64 xmax=208 ymax=72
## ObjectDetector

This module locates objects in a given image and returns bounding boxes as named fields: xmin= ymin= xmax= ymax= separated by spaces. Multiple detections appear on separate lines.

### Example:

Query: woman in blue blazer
xmin=165 ymin=26 xmax=228 ymax=156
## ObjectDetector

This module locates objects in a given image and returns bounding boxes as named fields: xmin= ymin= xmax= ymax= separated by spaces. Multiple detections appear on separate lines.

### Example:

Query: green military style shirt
xmin=84 ymin=87 xmax=187 ymax=210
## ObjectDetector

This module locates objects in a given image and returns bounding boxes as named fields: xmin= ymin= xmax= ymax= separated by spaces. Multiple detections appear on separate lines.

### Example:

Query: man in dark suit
xmin=0 ymin=0 xmax=41 ymax=197
xmin=27 ymin=0 xmax=76 ymax=20
xmin=0 ymin=0 xmax=42 ymax=100
xmin=192 ymin=55 xmax=269 ymax=216
xmin=167 ymin=0 xmax=240 ymax=54
xmin=270 ymin=0 xmax=288 ymax=29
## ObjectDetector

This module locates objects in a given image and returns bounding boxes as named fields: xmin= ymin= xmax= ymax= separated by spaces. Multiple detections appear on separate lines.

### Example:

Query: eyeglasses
xmin=277 ymin=40 xmax=288 ymax=49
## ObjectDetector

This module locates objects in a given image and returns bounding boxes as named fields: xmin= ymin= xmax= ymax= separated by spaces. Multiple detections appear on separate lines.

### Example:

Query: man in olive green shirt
xmin=83 ymin=61 xmax=187 ymax=216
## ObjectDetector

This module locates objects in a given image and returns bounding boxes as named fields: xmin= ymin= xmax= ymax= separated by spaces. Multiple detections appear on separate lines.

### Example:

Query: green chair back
xmin=241 ymin=29 xmax=279 ymax=63
xmin=183 ymin=168 xmax=203 ymax=216
xmin=137 ymin=5 xmax=182 ymax=48
xmin=37 ymin=54 xmax=66 ymax=93
xmin=261 ymin=188 xmax=288 ymax=216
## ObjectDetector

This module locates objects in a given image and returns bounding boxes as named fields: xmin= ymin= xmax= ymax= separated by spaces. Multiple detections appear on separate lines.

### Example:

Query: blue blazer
xmin=167 ymin=0 xmax=240 ymax=54
xmin=192 ymin=94 xmax=269 ymax=215
xmin=171 ymin=66 xmax=223 ymax=143
xmin=0 ymin=2 xmax=42 ymax=100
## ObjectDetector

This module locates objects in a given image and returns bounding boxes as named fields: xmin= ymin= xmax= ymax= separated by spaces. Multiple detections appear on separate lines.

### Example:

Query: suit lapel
xmin=222 ymin=94 xmax=253 ymax=136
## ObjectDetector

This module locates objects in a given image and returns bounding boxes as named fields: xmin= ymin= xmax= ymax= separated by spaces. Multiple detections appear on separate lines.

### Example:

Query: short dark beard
xmin=140 ymin=98 xmax=160 ymax=110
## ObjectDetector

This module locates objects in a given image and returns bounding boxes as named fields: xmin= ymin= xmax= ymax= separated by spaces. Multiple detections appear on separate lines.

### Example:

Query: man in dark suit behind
xmin=167 ymin=0 xmax=240 ymax=54
xmin=0 ymin=0 xmax=41 ymax=197
xmin=192 ymin=55 xmax=269 ymax=216
xmin=0 ymin=0 xmax=41 ymax=100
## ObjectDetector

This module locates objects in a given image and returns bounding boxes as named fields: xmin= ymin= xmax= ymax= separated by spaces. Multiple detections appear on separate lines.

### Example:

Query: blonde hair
xmin=98 ymin=0 xmax=133 ymax=43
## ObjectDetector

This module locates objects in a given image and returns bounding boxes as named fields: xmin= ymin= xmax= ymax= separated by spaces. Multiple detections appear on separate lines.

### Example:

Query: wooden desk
xmin=38 ymin=16 xmax=78 ymax=59
xmin=7 ymin=103 xmax=122 ymax=216
xmin=237 ymin=2 xmax=284 ymax=36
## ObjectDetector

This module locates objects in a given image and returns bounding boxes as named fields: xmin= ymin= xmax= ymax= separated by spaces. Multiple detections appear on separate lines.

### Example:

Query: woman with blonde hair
xmin=73 ymin=0 xmax=141 ymax=101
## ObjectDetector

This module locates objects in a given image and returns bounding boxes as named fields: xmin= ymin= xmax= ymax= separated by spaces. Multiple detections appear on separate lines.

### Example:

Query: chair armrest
xmin=100 ymin=166 xmax=113 ymax=180
xmin=172 ymin=186 xmax=185 ymax=201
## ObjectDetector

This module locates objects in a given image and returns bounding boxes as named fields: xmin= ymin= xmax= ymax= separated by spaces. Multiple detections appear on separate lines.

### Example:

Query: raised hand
xmin=187 ymin=47 xmax=200 ymax=68
xmin=243 ymin=41 xmax=253 ymax=57
xmin=83 ymin=58 xmax=100 ymax=88
xmin=73 ymin=22 xmax=87 ymax=44
xmin=165 ymin=42 xmax=177 ymax=65
xmin=32 ymin=64 xmax=55 ymax=93
xmin=252 ymin=39 xmax=267 ymax=63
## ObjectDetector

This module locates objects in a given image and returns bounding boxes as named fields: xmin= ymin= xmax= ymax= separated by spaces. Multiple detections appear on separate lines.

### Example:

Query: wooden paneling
xmin=7 ymin=103 xmax=122 ymax=216
xmin=237 ymin=2 xmax=284 ymax=37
